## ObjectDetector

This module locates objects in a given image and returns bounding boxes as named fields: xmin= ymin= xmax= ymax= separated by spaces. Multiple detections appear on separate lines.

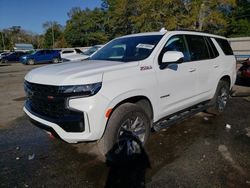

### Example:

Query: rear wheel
xmin=98 ymin=103 xmax=151 ymax=156
xmin=207 ymin=80 xmax=230 ymax=115
xmin=52 ymin=58 xmax=59 ymax=64
xmin=27 ymin=59 xmax=35 ymax=65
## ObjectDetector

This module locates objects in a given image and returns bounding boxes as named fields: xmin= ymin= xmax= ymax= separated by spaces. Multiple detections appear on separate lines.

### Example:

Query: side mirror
xmin=162 ymin=51 xmax=184 ymax=64
xmin=160 ymin=51 xmax=184 ymax=70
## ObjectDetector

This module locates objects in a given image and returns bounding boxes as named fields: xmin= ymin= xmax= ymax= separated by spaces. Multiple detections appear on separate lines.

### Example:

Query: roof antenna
xmin=159 ymin=27 xmax=167 ymax=32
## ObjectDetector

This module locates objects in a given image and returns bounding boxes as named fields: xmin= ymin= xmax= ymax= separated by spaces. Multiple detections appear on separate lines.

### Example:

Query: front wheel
xmin=207 ymin=80 xmax=230 ymax=115
xmin=2 ymin=59 xmax=8 ymax=64
xmin=98 ymin=103 xmax=151 ymax=156
xmin=52 ymin=58 xmax=60 ymax=64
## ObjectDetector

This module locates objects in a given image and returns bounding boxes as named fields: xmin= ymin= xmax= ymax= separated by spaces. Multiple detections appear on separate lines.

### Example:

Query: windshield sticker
xmin=136 ymin=43 xmax=155 ymax=50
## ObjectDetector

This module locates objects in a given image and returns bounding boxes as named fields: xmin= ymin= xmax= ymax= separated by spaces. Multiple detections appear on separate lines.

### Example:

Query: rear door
xmin=42 ymin=50 xmax=54 ymax=62
xmin=185 ymin=35 xmax=215 ymax=100
xmin=35 ymin=50 xmax=47 ymax=62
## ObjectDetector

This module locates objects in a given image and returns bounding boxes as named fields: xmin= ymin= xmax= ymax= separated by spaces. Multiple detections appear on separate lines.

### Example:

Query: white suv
xmin=23 ymin=30 xmax=236 ymax=154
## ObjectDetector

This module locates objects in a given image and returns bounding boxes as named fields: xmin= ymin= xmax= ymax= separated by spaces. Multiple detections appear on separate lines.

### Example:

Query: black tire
xmin=27 ymin=59 xmax=35 ymax=65
xmin=52 ymin=58 xmax=59 ymax=64
xmin=2 ymin=59 xmax=8 ymax=64
xmin=207 ymin=80 xmax=230 ymax=115
xmin=98 ymin=103 xmax=151 ymax=156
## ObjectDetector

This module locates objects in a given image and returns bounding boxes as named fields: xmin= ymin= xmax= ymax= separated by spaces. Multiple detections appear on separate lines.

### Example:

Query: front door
xmin=155 ymin=35 xmax=199 ymax=118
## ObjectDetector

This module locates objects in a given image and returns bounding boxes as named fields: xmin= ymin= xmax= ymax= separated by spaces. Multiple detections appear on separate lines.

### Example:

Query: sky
xmin=0 ymin=0 xmax=102 ymax=34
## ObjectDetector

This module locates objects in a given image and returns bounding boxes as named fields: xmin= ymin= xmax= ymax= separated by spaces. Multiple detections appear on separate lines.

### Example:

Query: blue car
xmin=1 ymin=51 xmax=28 ymax=63
xmin=20 ymin=49 xmax=61 ymax=65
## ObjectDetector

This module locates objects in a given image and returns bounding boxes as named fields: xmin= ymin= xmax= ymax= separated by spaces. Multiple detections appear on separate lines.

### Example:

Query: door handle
xmin=188 ymin=68 xmax=196 ymax=72
xmin=214 ymin=65 xmax=219 ymax=68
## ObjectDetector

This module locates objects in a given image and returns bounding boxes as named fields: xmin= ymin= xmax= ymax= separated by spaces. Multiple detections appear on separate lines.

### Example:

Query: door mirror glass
xmin=162 ymin=51 xmax=184 ymax=64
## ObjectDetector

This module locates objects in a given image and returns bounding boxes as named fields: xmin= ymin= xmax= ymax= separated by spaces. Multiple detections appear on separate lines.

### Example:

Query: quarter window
xmin=186 ymin=35 xmax=210 ymax=61
xmin=215 ymin=38 xmax=234 ymax=55
xmin=205 ymin=37 xmax=219 ymax=58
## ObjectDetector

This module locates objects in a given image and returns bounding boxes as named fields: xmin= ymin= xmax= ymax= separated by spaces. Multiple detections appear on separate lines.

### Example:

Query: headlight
xmin=59 ymin=82 xmax=102 ymax=97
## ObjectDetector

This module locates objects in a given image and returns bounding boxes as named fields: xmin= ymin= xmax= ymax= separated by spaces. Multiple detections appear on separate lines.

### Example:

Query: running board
xmin=153 ymin=101 xmax=209 ymax=132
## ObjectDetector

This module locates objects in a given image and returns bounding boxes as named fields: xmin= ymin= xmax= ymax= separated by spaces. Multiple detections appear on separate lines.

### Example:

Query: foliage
xmin=1 ymin=0 xmax=250 ymax=50
xmin=43 ymin=21 xmax=64 ymax=48
xmin=64 ymin=7 xmax=108 ymax=47
xmin=0 ymin=26 xmax=38 ymax=50
xmin=102 ymin=0 xmax=236 ymax=36
xmin=227 ymin=0 xmax=250 ymax=37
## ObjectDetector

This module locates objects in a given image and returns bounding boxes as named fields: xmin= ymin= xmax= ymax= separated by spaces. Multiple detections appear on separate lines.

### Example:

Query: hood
xmin=25 ymin=60 xmax=139 ymax=86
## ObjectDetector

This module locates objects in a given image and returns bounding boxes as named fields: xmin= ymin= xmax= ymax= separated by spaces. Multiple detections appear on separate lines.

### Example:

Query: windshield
xmin=90 ymin=35 xmax=163 ymax=62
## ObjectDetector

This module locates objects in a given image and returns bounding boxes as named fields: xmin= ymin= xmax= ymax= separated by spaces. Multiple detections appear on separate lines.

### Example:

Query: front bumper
xmin=23 ymin=81 xmax=111 ymax=143
xmin=24 ymin=105 xmax=95 ymax=143
xmin=25 ymin=101 xmax=85 ymax=132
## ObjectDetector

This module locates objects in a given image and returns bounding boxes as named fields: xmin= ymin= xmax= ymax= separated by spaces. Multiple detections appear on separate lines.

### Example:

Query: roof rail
xmin=174 ymin=28 xmax=212 ymax=34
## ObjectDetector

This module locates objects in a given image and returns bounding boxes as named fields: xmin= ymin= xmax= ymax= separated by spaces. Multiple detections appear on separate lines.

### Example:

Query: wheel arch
xmin=100 ymin=93 xmax=154 ymax=139
xmin=111 ymin=95 xmax=154 ymax=121
xmin=220 ymin=75 xmax=231 ymax=88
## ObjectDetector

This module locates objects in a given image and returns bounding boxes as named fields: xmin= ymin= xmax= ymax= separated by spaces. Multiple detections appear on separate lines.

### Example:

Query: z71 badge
xmin=140 ymin=65 xmax=152 ymax=71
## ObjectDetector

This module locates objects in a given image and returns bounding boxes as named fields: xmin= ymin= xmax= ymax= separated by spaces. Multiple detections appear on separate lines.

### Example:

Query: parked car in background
xmin=238 ymin=58 xmax=250 ymax=83
xmin=1 ymin=51 xmax=27 ymax=63
xmin=20 ymin=49 xmax=61 ymax=65
xmin=0 ymin=52 xmax=10 ymax=60
xmin=62 ymin=45 xmax=103 ymax=62
xmin=60 ymin=48 xmax=83 ymax=59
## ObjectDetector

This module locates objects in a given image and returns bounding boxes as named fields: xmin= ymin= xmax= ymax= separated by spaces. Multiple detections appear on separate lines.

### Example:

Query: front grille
xmin=24 ymin=81 xmax=85 ymax=132
xmin=24 ymin=81 xmax=68 ymax=118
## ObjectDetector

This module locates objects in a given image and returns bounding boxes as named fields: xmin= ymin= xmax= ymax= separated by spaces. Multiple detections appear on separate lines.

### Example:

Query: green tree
xmin=228 ymin=0 xmax=250 ymax=37
xmin=0 ymin=27 xmax=38 ymax=50
xmin=183 ymin=0 xmax=236 ymax=35
xmin=103 ymin=0 xmax=237 ymax=36
xmin=43 ymin=21 xmax=63 ymax=48
xmin=64 ymin=7 xmax=108 ymax=47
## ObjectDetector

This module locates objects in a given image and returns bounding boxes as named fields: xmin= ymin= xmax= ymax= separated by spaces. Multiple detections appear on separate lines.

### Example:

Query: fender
xmin=106 ymin=89 xmax=155 ymax=112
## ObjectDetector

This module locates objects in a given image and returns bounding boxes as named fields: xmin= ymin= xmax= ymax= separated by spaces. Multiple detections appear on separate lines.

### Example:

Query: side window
xmin=205 ymin=37 xmax=219 ymax=58
xmin=159 ymin=35 xmax=190 ymax=63
xmin=186 ymin=35 xmax=210 ymax=61
xmin=215 ymin=38 xmax=234 ymax=55
xmin=62 ymin=50 xmax=74 ymax=54
xmin=75 ymin=49 xmax=82 ymax=53
xmin=37 ymin=51 xmax=45 ymax=55
xmin=109 ymin=45 xmax=126 ymax=59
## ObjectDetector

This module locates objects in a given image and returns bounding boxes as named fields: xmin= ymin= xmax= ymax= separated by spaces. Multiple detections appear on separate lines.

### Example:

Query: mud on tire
xmin=207 ymin=80 xmax=230 ymax=115
xmin=98 ymin=103 xmax=151 ymax=157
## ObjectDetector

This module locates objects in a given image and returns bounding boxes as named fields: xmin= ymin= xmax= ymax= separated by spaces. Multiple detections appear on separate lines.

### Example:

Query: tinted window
xmin=215 ymin=38 xmax=234 ymax=55
xmin=62 ymin=50 xmax=74 ymax=54
xmin=186 ymin=35 xmax=210 ymax=61
xmin=205 ymin=37 xmax=219 ymax=58
xmin=159 ymin=35 xmax=190 ymax=62
xmin=75 ymin=49 xmax=82 ymax=53
xmin=46 ymin=50 xmax=52 ymax=54
xmin=91 ymin=35 xmax=163 ymax=62
xmin=37 ymin=50 xmax=46 ymax=55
